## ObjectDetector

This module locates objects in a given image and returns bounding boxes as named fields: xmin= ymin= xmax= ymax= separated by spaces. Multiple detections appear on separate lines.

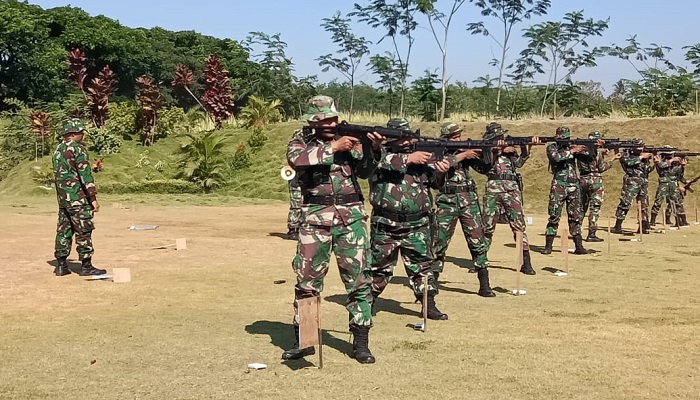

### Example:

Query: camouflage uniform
xmin=52 ymin=119 xmax=105 ymax=277
xmin=578 ymin=148 xmax=614 ymax=241
xmin=612 ymin=151 xmax=654 ymax=233
xmin=283 ymin=95 xmax=377 ymax=364
xmin=542 ymin=127 xmax=590 ymax=254
xmin=651 ymin=156 xmax=686 ymax=226
xmin=286 ymin=130 xmax=303 ymax=239
xmin=472 ymin=122 xmax=535 ymax=274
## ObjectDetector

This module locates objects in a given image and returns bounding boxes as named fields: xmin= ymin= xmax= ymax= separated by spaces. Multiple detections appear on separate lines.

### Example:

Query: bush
xmin=87 ymin=127 xmax=122 ymax=155
xmin=106 ymin=101 xmax=139 ymax=138
xmin=154 ymin=106 xmax=186 ymax=140
xmin=230 ymin=143 xmax=252 ymax=171
xmin=31 ymin=160 xmax=54 ymax=188
xmin=98 ymin=179 xmax=202 ymax=194
xmin=247 ymin=127 xmax=268 ymax=154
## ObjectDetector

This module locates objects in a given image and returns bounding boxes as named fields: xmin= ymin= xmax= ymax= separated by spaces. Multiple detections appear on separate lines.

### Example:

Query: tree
xmin=466 ymin=0 xmax=551 ymax=113
xmin=368 ymin=52 xmax=403 ymax=115
xmin=416 ymin=0 xmax=467 ymax=121
xmin=411 ymin=69 xmax=441 ymax=121
xmin=685 ymin=44 xmax=700 ymax=74
xmin=239 ymin=95 xmax=282 ymax=128
xmin=29 ymin=110 xmax=51 ymax=161
xmin=602 ymin=36 xmax=676 ymax=77
xmin=351 ymin=0 xmax=419 ymax=116
xmin=517 ymin=11 xmax=609 ymax=117
xmin=202 ymin=55 xmax=234 ymax=129
xmin=317 ymin=11 xmax=371 ymax=116
xmin=86 ymin=65 xmax=117 ymax=127
xmin=136 ymin=75 xmax=163 ymax=146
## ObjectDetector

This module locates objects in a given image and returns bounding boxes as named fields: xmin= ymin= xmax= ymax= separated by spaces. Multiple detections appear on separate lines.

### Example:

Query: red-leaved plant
xmin=136 ymin=75 xmax=163 ymax=146
xmin=201 ymin=55 xmax=234 ymax=129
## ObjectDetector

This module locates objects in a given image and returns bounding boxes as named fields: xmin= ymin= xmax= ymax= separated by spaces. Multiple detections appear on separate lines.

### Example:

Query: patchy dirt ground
xmin=1 ymin=197 xmax=699 ymax=400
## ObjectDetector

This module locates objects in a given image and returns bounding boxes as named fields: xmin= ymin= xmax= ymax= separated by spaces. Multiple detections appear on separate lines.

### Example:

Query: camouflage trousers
xmin=546 ymin=180 xmax=583 ymax=236
xmin=292 ymin=220 xmax=373 ymax=327
xmin=651 ymin=181 xmax=685 ymax=216
xmin=370 ymin=217 xmax=438 ymax=299
xmin=580 ymin=175 xmax=605 ymax=231
xmin=615 ymin=176 xmax=649 ymax=222
xmin=54 ymin=206 xmax=94 ymax=260
xmin=433 ymin=191 xmax=489 ymax=273
xmin=482 ymin=187 xmax=530 ymax=251
xmin=287 ymin=179 xmax=302 ymax=230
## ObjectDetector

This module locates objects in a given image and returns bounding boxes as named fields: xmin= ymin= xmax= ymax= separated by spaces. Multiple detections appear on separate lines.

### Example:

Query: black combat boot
xmin=349 ymin=325 xmax=375 ymax=364
xmin=520 ymin=250 xmax=536 ymax=275
xmin=572 ymin=235 xmax=590 ymax=255
xmin=286 ymin=228 xmax=299 ymax=241
xmin=281 ymin=325 xmax=316 ymax=360
xmin=611 ymin=219 xmax=624 ymax=234
xmin=476 ymin=268 xmax=496 ymax=297
xmin=54 ymin=256 xmax=71 ymax=276
xmin=586 ymin=228 xmax=603 ymax=242
xmin=642 ymin=220 xmax=650 ymax=233
xmin=680 ymin=214 xmax=690 ymax=227
xmin=665 ymin=213 xmax=672 ymax=225
xmin=420 ymin=295 xmax=448 ymax=320
xmin=650 ymin=213 xmax=657 ymax=226
xmin=541 ymin=235 xmax=555 ymax=255
xmin=79 ymin=258 xmax=106 ymax=276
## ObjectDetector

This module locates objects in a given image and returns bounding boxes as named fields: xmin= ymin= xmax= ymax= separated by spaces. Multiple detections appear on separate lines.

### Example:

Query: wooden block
xmin=113 ymin=267 xmax=131 ymax=283
xmin=175 ymin=238 xmax=187 ymax=251
xmin=297 ymin=297 xmax=320 ymax=349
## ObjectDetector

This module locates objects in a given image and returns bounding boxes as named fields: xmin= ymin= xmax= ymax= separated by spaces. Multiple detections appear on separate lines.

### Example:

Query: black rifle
xmin=601 ymin=139 xmax=644 ymax=152
xmin=641 ymin=146 xmax=684 ymax=154
xmin=409 ymin=138 xmax=498 ymax=162
xmin=302 ymin=120 xmax=421 ymax=141
xmin=538 ymin=137 xmax=621 ymax=154
xmin=673 ymin=152 xmax=700 ymax=157
xmin=684 ymin=175 xmax=700 ymax=193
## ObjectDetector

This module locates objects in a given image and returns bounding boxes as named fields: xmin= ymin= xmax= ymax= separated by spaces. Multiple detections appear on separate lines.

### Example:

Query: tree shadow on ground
xmin=267 ymin=232 xmax=292 ymax=240
xmin=45 ymin=259 xmax=81 ymax=274
xmin=244 ymin=320 xmax=352 ymax=370
xmin=324 ymin=293 xmax=420 ymax=318
xmin=444 ymin=256 xmax=476 ymax=271
xmin=502 ymin=242 xmax=549 ymax=254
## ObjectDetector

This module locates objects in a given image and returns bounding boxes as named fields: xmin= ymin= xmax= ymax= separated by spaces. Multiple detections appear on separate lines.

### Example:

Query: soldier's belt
xmin=487 ymin=173 xmax=518 ymax=181
xmin=303 ymin=193 xmax=363 ymax=206
xmin=374 ymin=209 xmax=429 ymax=222
xmin=440 ymin=184 xmax=476 ymax=194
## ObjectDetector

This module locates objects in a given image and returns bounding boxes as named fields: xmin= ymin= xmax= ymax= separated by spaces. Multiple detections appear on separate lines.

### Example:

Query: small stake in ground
xmin=607 ymin=217 xmax=611 ymax=254
xmin=662 ymin=205 xmax=667 ymax=230
xmin=514 ymin=231 xmax=524 ymax=294
xmin=298 ymin=296 xmax=322 ymax=369
xmin=561 ymin=225 xmax=570 ymax=275
xmin=637 ymin=201 xmax=643 ymax=242
xmin=422 ymin=275 xmax=428 ymax=332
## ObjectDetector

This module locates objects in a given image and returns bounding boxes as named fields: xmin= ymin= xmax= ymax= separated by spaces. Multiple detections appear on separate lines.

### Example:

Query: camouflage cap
xmin=387 ymin=117 xmax=410 ymax=129
xmin=440 ymin=122 xmax=462 ymax=138
xmin=483 ymin=122 xmax=507 ymax=140
xmin=302 ymin=95 xmax=340 ymax=122
xmin=588 ymin=131 xmax=602 ymax=140
xmin=62 ymin=118 xmax=86 ymax=135
xmin=556 ymin=126 xmax=571 ymax=139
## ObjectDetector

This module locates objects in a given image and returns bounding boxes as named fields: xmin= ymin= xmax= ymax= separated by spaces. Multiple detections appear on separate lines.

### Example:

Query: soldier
xmin=611 ymin=146 xmax=654 ymax=234
xmin=52 ymin=119 xmax=106 ymax=277
xmin=651 ymin=149 xmax=689 ymax=227
xmin=432 ymin=122 xmax=494 ymax=297
xmin=473 ymin=122 xmax=537 ymax=275
xmin=542 ymin=127 xmax=590 ymax=255
xmin=369 ymin=122 xmax=452 ymax=320
xmin=282 ymin=95 xmax=382 ymax=364
xmin=285 ymin=130 xmax=304 ymax=241
xmin=577 ymin=131 xmax=621 ymax=242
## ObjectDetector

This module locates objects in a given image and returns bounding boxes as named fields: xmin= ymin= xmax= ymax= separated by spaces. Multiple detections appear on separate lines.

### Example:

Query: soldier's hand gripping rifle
xmin=537 ymin=137 xmax=611 ymax=154
xmin=409 ymin=138 xmax=498 ymax=162
xmin=302 ymin=120 xmax=421 ymax=141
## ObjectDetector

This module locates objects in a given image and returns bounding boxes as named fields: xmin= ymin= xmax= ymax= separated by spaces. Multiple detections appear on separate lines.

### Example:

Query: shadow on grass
xmin=267 ymin=232 xmax=292 ymax=240
xmin=45 ymin=259 xmax=81 ymax=274
xmin=325 ymin=293 xmax=420 ymax=318
xmin=244 ymin=320 xmax=352 ymax=370
xmin=444 ymin=256 xmax=476 ymax=272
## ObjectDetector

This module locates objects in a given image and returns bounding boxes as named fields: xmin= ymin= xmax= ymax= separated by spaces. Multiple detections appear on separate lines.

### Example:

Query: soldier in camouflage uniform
xmin=611 ymin=146 xmax=654 ymax=234
xmin=473 ymin=122 xmax=538 ymax=275
xmin=432 ymin=122 xmax=494 ymax=297
xmin=282 ymin=95 xmax=382 ymax=364
xmin=286 ymin=130 xmax=304 ymax=240
xmin=369 ymin=120 xmax=452 ymax=320
xmin=52 ymin=119 xmax=106 ymax=277
xmin=650 ymin=149 xmax=689 ymax=227
xmin=542 ymin=127 xmax=590 ymax=255
xmin=577 ymin=131 xmax=621 ymax=242
xmin=674 ymin=157 xmax=690 ymax=227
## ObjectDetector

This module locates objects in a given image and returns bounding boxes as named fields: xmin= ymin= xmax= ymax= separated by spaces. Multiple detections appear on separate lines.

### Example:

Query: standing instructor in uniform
xmin=52 ymin=119 xmax=106 ymax=277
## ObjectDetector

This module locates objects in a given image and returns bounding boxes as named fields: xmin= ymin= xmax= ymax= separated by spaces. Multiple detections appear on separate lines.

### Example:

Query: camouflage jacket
xmin=673 ymin=164 xmax=686 ymax=184
xmin=53 ymin=138 xmax=97 ymax=208
xmin=655 ymin=159 xmax=676 ymax=183
xmin=621 ymin=153 xmax=653 ymax=180
xmin=577 ymin=150 xmax=614 ymax=176
xmin=369 ymin=149 xmax=445 ymax=227
xmin=473 ymin=147 xmax=528 ymax=193
xmin=287 ymin=132 xmax=378 ymax=227
xmin=546 ymin=143 xmax=580 ymax=184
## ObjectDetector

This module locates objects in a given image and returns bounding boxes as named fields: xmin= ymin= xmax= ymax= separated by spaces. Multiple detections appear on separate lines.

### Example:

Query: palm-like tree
xmin=239 ymin=96 xmax=282 ymax=128
xmin=179 ymin=131 xmax=229 ymax=192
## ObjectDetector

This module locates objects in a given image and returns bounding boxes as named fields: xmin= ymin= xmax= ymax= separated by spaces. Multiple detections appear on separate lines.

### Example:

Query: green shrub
xmin=155 ymin=106 xmax=186 ymax=140
xmin=87 ymin=127 xmax=122 ymax=155
xmin=98 ymin=179 xmax=201 ymax=194
xmin=247 ymin=127 xmax=268 ymax=154
xmin=106 ymin=101 xmax=139 ymax=138
xmin=31 ymin=161 xmax=54 ymax=188
xmin=230 ymin=143 xmax=252 ymax=171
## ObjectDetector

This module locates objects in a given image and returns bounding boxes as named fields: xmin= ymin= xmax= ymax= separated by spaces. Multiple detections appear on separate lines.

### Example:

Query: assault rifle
xmin=683 ymin=175 xmax=700 ymax=193
xmin=410 ymin=138 xmax=496 ymax=161
xmin=302 ymin=120 xmax=421 ymax=141
xmin=673 ymin=152 xmax=700 ymax=158
xmin=640 ymin=146 xmax=684 ymax=154
xmin=538 ymin=137 xmax=618 ymax=154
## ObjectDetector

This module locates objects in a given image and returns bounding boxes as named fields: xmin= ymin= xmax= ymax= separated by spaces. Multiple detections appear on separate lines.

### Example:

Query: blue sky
xmin=30 ymin=0 xmax=697 ymax=93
